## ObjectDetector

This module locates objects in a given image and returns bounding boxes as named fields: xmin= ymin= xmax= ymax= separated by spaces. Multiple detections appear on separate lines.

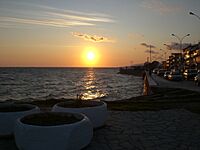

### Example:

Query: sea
xmin=0 ymin=68 xmax=143 ymax=102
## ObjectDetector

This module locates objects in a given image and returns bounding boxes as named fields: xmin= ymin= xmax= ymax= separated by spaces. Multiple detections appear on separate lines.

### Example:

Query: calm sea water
xmin=0 ymin=68 xmax=143 ymax=102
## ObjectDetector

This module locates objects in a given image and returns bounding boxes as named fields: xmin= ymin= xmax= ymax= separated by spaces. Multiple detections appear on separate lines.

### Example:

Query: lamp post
xmin=171 ymin=34 xmax=190 ymax=70
xmin=171 ymin=34 xmax=190 ymax=53
xmin=163 ymin=43 xmax=170 ymax=57
xmin=160 ymin=47 xmax=168 ymax=61
xmin=147 ymin=44 xmax=154 ymax=63
xmin=141 ymin=43 xmax=155 ymax=63
xmin=189 ymin=11 xmax=200 ymax=20
xmin=163 ymin=44 xmax=171 ymax=50
xmin=149 ymin=45 xmax=152 ymax=63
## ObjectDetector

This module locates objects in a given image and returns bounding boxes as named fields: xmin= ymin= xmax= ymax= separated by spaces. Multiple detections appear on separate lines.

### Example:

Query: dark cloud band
xmin=72 ymin=32 xmax=114 ymax=43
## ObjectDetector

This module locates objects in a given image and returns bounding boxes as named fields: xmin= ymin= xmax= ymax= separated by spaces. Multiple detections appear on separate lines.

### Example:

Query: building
xmin=168 ymin=53 xmax=182 ymax=70
xmin=183 ymin=43 xmax=200 ymax=70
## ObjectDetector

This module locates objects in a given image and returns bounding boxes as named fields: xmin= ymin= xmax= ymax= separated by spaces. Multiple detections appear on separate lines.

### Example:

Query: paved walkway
xmin=1 ymin=110 xmax=200 ymax=150
xmin=85 ymin=110 xmax=200 ymax=150
xmin=151 ymin=73 xmax=200 ymax=93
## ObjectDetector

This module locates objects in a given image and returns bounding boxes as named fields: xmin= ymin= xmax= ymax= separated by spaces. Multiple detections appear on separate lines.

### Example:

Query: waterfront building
xmin=183 ymin=43 xmax=200 ymax=70
xmin=168 ymin=53 xmax=182 ymax=70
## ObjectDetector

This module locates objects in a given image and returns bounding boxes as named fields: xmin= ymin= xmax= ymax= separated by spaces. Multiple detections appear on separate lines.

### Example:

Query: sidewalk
xmin=1 ymin=110 xmax=200 ymax=150
xmin=87 ymin=109 xmax=200 ymax=150
xmin=151 ymin=74 xmax=200 ymax=93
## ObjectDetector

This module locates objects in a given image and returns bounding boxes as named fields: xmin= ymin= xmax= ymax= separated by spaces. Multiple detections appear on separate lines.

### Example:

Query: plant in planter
xmin=0 ymin=103 xmax=40 ymax=136
xmin=52 ymin=96 xmax=108 ymax=128
xmin=14 ymin=112 xmax=93 ymax=150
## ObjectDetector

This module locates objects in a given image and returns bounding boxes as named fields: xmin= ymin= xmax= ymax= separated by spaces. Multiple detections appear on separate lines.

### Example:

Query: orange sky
xmin=0 ymin=0 xmax=199 ymax=67
xmin=0 ymin=44 xmax=144 ymax=67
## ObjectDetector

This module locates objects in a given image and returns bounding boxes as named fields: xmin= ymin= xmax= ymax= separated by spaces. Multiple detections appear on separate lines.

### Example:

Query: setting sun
xmin=87 ymin=51 xmax=95 ymax=61
xmin=82 ymin=47 xmax=100 ymax=67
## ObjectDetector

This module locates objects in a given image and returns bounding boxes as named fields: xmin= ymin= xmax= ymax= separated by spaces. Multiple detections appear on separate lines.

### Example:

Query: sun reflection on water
xmin=81 ymin=68 xmax=106 ymax=100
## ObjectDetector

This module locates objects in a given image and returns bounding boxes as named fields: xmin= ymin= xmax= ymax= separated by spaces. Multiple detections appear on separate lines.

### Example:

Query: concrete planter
xmin=14 ymin=112 xmax=93 ymax=150
xmin=52 ymin=100 xmax=108 ymax=128
xmin=0 ymin=103 xmax=40 ymax=136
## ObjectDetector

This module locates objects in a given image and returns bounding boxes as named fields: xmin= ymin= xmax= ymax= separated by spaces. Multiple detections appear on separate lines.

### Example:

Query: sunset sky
xmin=0 ymin=0 xmax=200 ymax=67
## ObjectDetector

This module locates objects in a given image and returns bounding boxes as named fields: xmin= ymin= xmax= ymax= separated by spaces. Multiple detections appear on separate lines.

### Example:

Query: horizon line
xmin=0 ymin=66 xmax=120 ymax=69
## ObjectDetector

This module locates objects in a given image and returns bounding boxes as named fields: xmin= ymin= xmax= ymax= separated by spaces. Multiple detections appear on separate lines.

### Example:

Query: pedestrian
xmin=149 ymin=69 xmax=152 ymax=76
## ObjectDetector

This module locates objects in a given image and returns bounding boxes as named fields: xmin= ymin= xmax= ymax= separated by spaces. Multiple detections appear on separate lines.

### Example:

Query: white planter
xmin=14 ymin=112 xmax=93 ymax=150
xmin=52 ymin=100 xmax=108 ymax=128
xmin=0 ymin=103 xmax=40 ymax=136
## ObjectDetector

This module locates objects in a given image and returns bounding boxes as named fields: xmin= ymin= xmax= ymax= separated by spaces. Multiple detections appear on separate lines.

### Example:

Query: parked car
xmin=152 ymin=68 xmax=158 ymax=74
xmin=157 ymin=69 xmax=167 ymax=76
xmin=168 ymin=71 xmax=183 ymax=81
xmin=194 ymin=71 xmax=200 ymax=86
xmin=183 ymin=69 xmax=198 ymax=80
xmin=164 ymin=71 xmax=170 ymax=79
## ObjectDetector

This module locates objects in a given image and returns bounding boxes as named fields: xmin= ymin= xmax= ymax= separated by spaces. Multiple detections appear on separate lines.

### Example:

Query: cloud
xmin=164 ymin=42 xmax=190 ymax=50
xmin=141 ymin=43 xmax=157 ymax=54
xmin=141 ymin=0 xmax=183 ymax=14
xmin=0 ymin=17 xmax=94 ymax=28
xmin=72 ymin=32 xmax=114 ymax=43
xmin=141 ymin=43 xmax=156 ymax=48
xmin=47 ymin=12 xmax=115 ymax=23
xmin=0 ymin=2 xmax=115 ymax=28
xmin=36 ymin=4 xmax=113 ymax=19
xmin=145 ymin=50 xmax=158 ymax=54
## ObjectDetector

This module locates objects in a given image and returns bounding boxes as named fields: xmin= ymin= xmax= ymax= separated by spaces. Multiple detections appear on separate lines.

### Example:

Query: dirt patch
xmin=57 ymin=100 xmax=103 ymax=108
xmin=0 ymin=104 xmax=35 ymax=112
xmin=21 ymin=112 xmax=82 ymax=126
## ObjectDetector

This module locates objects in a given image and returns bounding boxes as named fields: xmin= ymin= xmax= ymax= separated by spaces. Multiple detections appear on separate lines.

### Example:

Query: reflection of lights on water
xmin=82 ymin=92 xmax=106 ymax=100
xmin=85 ymin=85 xmax=95 ymax=90
xmin=80 ymin=69 xmax=106 ymax=100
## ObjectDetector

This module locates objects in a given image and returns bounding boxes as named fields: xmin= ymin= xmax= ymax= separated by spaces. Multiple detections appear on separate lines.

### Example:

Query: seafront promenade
xmin=88 ymin=109 xmax=200 ymax=150
xmin=1 ymin=109 xmax=200 ymax=150
xmin=152 ymin=74 xmax=200 ymax=93
xmin=1 ymin=74 xmax=200 ymax=150
xmin=145 ymin=71 xmax=200 ymax=93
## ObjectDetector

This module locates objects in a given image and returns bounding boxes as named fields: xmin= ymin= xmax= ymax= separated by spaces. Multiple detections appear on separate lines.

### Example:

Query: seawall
xmin=143 ymin=71 xmax=157 ymax=95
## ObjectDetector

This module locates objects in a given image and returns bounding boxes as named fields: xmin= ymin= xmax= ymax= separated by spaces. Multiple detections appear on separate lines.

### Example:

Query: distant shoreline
xmin=0 ymin=67 xmax=118 ymax=69
xmin=118 ymin=66 xmax=144 ymax=77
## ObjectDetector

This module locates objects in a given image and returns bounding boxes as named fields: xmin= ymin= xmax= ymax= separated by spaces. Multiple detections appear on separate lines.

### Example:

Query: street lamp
xmin=149 ymin=45 xmax=152 ymax=63
xmin=160 ymin=48 xmax=167 ymax=61
xmin=171 ymin=34 xmax=190 ymax=70
xmin=163 ymin=43 xmax=172 ymax=57
xmin=147 ymin=44 xmax=154 ymax=63
xmin=163 ymin=44 xmax=171 ymax=50
xmin=141 ymin=43 xmax=153 ymax=63
xmin=189 ymin=11 xmax=200 ymax=20
xmin=171 ymin=34 xmax=190 ymax=53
